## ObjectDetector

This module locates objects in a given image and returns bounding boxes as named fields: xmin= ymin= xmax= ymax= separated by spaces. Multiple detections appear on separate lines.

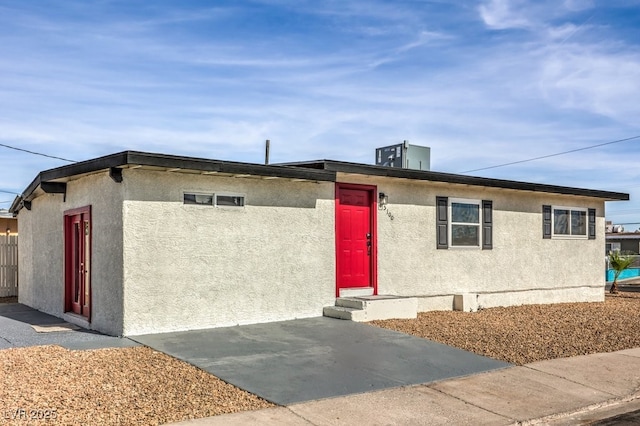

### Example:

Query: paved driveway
xmin=0 ymin=303 xmax=138 ymax=350
xmin=132 ymin=317 xmax=510 ymax=405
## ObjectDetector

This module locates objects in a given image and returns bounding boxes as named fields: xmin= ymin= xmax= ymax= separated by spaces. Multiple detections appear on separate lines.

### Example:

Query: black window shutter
xmin=588 ymin=208 xmax=596 ymax=240
xmin=482 ymin=200 xmax=493 ymax=249
xmin=436 ymin=196 xmax=448 ymax=249
xmin=543 ymin=205 xmax=552 ymax=239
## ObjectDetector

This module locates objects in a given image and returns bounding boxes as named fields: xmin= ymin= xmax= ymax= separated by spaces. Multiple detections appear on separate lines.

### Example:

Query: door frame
xmin=64 ymin=205 xmax=92 ymax=320
xmin=335 ymin=183 xmax=378 ymax=297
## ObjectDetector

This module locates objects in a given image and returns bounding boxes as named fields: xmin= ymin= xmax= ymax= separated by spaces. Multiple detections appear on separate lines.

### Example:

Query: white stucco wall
xmin=338 ymin=173 xmax=607 ymax=310
xmin=17 ymin=172 xmax=124 ymax=336
xmin=17 ymin=165 xmax=614 ymax=337
xmin=121 ymin=170 xmax=335 ymax=335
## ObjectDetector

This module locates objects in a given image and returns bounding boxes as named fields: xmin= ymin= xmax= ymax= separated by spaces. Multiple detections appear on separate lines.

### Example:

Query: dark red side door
xmin=64 ymin=206 xmax=91 ymax=319
xmin=336 ymin=185 xmax=376 ymax=295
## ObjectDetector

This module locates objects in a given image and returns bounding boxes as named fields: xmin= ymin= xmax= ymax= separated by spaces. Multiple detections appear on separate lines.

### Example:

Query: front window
xmin=553 ymin=207 xmax=587 ymax=238
xmin=450 ymin=199 xmax=481 ymax=247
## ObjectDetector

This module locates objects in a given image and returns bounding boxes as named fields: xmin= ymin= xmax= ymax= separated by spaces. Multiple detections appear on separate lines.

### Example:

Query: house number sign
xmin=380 ymin=204 xmax=394 ymax=221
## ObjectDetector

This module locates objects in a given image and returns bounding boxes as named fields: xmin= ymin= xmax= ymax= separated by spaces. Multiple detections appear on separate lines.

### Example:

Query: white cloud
xmin=539 ymin=45 xmax=640 ymax=125
xmin=479 ymin=0 xmax=533 ymax=30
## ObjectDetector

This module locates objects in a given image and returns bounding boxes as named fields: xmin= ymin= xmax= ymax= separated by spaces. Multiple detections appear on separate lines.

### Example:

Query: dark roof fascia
xmin=8 ymin=196 xmax=21 ymax=215
xmin=32 ymin=151 xmax=335 ymax=183
xmin=10 ymin=151 xmax=336 ymax=214
xmin=284 ymin=160 xmax=629 ymax=201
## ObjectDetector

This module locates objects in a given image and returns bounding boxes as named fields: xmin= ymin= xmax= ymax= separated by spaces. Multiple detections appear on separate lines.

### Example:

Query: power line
xmin=0 ymin=142 xmax=76 ymax=163
xmin=0 ymin=189 xmax=19 ymax=195
xmin=459 ymin=135 xmax=640 ymax=174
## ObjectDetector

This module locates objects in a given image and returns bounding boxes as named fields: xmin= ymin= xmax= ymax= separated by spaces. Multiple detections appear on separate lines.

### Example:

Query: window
xmin=184 ymin=193 xmax=213 ymax=206
xmin=216 ymin=194 xmax=245 ymax=207
xmin=184 ymin=192 xmax=245 ymax=208
xmin=606 ymin=242 xmax=621 ymax=254
xmin=450 ymin=199 xmax=481 ymax=247
xmin=543 ymin=205 xmax=595 ymax=239
xmin=436 ymin=196 xmax=492 ymax=249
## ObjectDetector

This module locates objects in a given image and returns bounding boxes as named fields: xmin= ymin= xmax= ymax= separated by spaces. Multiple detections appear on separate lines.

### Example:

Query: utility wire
xmin=0 ymin=189 xmax=19 ymax=195
xmin=0 ymin=142 xmax=76 ymax=163
xmin=459 ymin=135 xmax=640 ymax=174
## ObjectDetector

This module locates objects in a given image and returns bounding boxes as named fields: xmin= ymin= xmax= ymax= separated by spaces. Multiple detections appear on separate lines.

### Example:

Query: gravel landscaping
xmin=0 ymin=345 xmax=273 ymax=425
xmin=371 ymin=292 xmax=640 ymax=365
xmin=1 ymin=292 xmax=639 ymax=424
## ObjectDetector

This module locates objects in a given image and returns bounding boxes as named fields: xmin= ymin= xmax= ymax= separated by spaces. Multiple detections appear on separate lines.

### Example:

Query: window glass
xmin=184 ymin=193 xmax=213 ymax=205
xmin=216 ymin=195 xmax=245 ymax=207
xmin=552 ymin=207 xmax=587 ymax=238
xmin=554 ymin=209 xmax=569 ymax=235
xmin=449 ymin=199 xmax=481 ymax=247
xmin=571 ymin=210 xmax=586 ymax=235
xmin=451 ymin=203 xmax=479 ymax=223
xmin=451 ymin=224 xmax=479 ymax=246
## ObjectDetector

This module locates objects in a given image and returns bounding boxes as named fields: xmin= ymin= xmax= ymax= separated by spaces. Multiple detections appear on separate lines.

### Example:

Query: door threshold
xmin=339 ymin=287 xmax=374 ymax=298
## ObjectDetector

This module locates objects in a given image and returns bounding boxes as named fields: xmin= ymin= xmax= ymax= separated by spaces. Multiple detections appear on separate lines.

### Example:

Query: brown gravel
xmin=371 ymin=292 xmax=640 ymax=366
xmin=0 ymin=346 xmax=273 ymax=425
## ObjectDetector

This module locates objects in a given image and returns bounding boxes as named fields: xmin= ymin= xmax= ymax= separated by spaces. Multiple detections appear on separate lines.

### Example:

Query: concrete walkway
xmin=132 ymin=317 xmax=509 ymax=405
xmin=0 ymin=303 xmax=138 ymax=350
xmin=172 ymin=347 xmax=640 ymax=425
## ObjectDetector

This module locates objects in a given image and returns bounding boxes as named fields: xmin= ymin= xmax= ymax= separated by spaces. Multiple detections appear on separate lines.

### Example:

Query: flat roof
xmin=282 ymin=160 xmax=629 ymax=201
xmin=10 ymin=151 xmax=629 ymax=213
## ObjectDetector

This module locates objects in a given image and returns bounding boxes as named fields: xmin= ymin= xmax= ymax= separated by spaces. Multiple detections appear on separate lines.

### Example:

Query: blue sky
xmin=1 ymin=0 xmax=640 ymax=224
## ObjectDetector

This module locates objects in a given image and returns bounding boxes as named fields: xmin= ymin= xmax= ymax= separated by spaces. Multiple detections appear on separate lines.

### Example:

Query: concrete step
xmin=323 ymin=305 xmax=367 ymax=321
xmin=339 ymin=287 xmax=374 ymax=298
xmin=324 ymin=295 xmax=418 ymax=322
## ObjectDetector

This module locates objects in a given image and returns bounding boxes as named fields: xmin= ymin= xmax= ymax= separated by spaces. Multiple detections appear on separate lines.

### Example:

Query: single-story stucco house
xmin=10 ymin=151 xmax=628 ymax=336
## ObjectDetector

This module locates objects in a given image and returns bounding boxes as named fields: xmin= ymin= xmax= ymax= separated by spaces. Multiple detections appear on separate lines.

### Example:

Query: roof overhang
xmin=10 ymin=151 xmax=337 ymax=214
xmin=281 ymin=160 xmax=630 ymax=201
xmin=10 ymin=152 xmax=629 ymax=215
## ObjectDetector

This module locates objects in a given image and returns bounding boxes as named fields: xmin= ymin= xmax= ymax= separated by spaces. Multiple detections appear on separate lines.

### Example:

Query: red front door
xmin=336 ymin=184 xmax=376 ymax=296
xmin=64 ymin=206 xmax=91 ymax=319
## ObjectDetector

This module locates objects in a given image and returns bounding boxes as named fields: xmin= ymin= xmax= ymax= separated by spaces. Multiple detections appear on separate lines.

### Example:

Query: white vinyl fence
xmin=0 ymin=235 xmax=18 ymax=297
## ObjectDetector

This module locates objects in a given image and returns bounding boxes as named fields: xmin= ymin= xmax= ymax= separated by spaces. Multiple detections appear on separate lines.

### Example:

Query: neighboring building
xmin=0 ymin=209 xmax=17 ymax=235
xmin=606 ymin=232 xmax=640 ymax=254
xmin=10 ymin=151 xmax=628 ymax=336
xmin=0 ymin=209 xmax=18 ymax=297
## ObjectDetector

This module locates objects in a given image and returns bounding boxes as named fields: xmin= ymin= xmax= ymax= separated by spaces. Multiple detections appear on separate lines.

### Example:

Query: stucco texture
xmin=121 ymin=170 xmax=335 ymax=335
xmin=339 ymin=173 xmax=607 ymax=310
xmin=17 ymin=172 xmax=124 ymax=336
xmin=17 ymin=165 xmax=613 ymax=337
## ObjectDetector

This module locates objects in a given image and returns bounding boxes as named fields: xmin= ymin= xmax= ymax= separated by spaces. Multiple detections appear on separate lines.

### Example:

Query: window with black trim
xmin=543 ymin=205 xmax=595 ymax=239
xmin=436 ymin=196 xmax=492 ymax=249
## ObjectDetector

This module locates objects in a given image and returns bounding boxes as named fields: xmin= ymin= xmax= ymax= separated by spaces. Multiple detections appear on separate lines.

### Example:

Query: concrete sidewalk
xmin=172 ymin=347 xmax=640 ymax=425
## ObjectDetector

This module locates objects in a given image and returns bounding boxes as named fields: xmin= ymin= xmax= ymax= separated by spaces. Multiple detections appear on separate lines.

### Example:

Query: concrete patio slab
xmin=526 ymin=352 xmax=640 ymax=397
xmin=0 ymin=303 xmax=138 ymax=350
xmin=429 ymin=365 xmax=615 ymax=422
xmin=287 ymin=384 xmax=512 ymax=426
xmin=132 ymin=317 xmax=510 ymax=405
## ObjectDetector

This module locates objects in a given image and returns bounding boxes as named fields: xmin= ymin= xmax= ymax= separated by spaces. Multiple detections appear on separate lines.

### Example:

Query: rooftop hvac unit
xmin=612 ymin=225 xmax=625 ymax=233
xmin=375 ymin=141 xmax=430 ymax=171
